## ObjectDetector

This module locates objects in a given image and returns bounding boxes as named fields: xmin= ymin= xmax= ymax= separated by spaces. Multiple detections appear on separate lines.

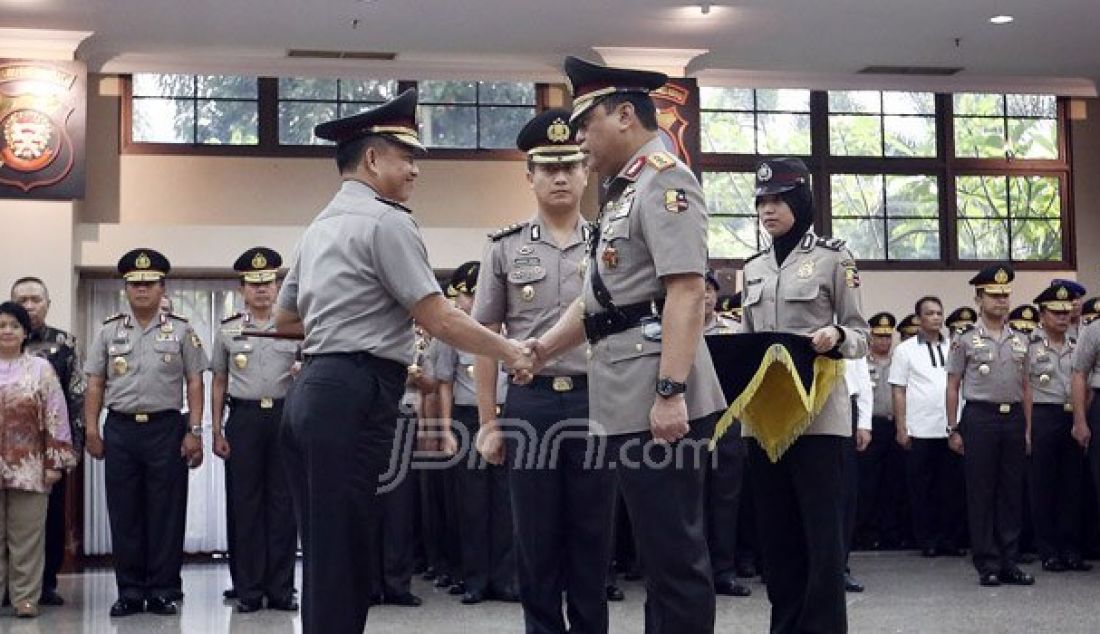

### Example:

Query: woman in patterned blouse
xmin=0 ymin=301 xmax=77 ymax=618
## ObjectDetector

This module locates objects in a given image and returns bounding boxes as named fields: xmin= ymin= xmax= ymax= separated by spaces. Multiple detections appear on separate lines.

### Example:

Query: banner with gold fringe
xmin=706 ymin=332 xmax=845 ymax=462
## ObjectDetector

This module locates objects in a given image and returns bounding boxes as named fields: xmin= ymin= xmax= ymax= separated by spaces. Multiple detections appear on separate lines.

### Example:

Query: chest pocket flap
xmin=107 ymin=341 xmax=134 ymax=357
xmin=153 ymin=337 xmax=182 ymax=353
xmin=743 ymin=283 xmax=764 ymax=307
xmin=783 ymin=281 xmax=819 ymax=302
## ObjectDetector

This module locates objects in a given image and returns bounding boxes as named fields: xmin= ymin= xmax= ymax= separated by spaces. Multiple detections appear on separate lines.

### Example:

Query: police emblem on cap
xmin=135 ymin=252 xmax=151 ymax=269
xmin=757 ymin=163 xmax=773 ymax=182
xmin=878 ymin=316 xmax=890 ymax=326
xmin=546 ymin=118 xmax=571 ymax=143
xmin=1023 ymin=307 xmax=1034 ymax=320
xmin=252 ymin=251 xmax=268 ymax=270
xmin=994 ymin=268 xmax=1009 ymax=284
xmin=1056 ymin=286 xmax=1069 ymax=300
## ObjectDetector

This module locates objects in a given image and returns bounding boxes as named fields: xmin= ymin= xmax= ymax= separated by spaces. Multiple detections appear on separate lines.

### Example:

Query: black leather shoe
xmin=146 ymin=597 xmax=178 ymax=615
xmin=979 ymin=573 xmax=1001 ymax=586
xmin=998 ymin=567 xmax=1035 ymax=586
xmin=1042 ymin=558 xmax=1067 ymax=572
xmin=1015 ymin=553 xmax=1036 ymax=564
xmin=448 ymin=582 xmax=466 ymax=596
xmin=433 ymin=574 xmax=453 ymax=589
xmin=39 ymin=589 xmax=64 ymax=606
xmin=844 ymin=573 xmax=864 ymax=593
xmin=715 ymin=579 xmax=752 ymax=597
xmin=1065 ymin=559 xmax=1093 ymax=572
xmin=109 ymin=598 xmax=144 ymax=617
xmin=267 ymin=596 xmax=300 ymax=611
xmin=606 ymin=585 xmax=624 ymax=602
xmin=386 ymin=592 xmax=423 ymax=607
xmin=920 ymin=547 xmax=938 ymax=558
xmin=223 ymin=588 xmax=237 ymax=599
xmin=236 ymin=598 xmax=263 ymax=613
xmin=461 ymin=590 xmax=484 ymax=605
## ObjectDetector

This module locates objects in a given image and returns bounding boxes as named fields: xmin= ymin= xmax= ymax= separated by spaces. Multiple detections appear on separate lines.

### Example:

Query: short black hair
xmin=10 ymin=276 xmax=48 ymax=300
xmin=914 ymin=295 xmax=943 ymax=316
xmin=600 ymin=93 xmax=658 ymax=131
xmin=335 ymin=135 xmax=404 ymax=174
xmin=0 ymin=301 xmax=33 ymax=349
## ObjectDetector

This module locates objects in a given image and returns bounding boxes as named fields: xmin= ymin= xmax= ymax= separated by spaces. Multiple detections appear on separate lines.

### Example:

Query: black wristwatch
xmin=946 ymin=425 xmax=959 ymax=436
xmin=656 ymin=377 xmax=688 ymax=398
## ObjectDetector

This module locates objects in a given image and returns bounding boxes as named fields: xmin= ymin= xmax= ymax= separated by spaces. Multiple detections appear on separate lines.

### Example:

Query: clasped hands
xmin=504 ymin=337 xmax=547 ymax=384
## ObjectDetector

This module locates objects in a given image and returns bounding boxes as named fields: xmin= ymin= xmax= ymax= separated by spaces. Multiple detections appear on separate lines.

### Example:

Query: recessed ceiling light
xmin=990 ymin=15 xmax=1014 ymax=24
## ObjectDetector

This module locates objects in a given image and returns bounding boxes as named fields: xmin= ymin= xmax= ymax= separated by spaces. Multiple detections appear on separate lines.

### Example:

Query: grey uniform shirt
xmin=1072 ymin=320 xmax=1100 ymax=388
xmin=946 ymin=322 xmax=1028 ymax=403
xmin=277 ymin=180 xmax=441 ymax=365
xmin=741 ymin=231 xmax=871 ymax=437
xmin=211 ymin=313 xmax=298 ymax=400
xmin=84 ymin=312 xmax=209 ymax=413
xmin=704 ymin=315 xmax=739 ymax=335
xmin=431 ymin=341 xmax=508 ymax=407
xmin=1027 ymin=328 xmax=1074 ymax=405
xmin=868 ymin=356 xmax=893 ymax=419
xmin=472 ymin=216 xmax=590 ymax=376
xmin=581 ymin=137 xmax=726 ymax=435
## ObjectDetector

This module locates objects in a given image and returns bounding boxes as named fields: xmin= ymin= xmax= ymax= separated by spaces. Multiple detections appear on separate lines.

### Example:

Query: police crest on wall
xmin=0 ymin=60 xmax=86 ymax=199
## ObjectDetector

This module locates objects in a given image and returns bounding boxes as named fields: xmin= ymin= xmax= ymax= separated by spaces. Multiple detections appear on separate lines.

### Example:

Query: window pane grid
xmin=830 ymin=173 xmax=940 ymax=261
xmin=827 ymin=91 xmax=936 ymax=158
xmin=955 ymin=174 xmax=1062 ymax=261
xmin=131 ymin=74 xmax=258 ymax=145
xmin=416 ymin=81 xmax=535 ymax=149
xmin=700 ymin=87 xmax=811 ymax=156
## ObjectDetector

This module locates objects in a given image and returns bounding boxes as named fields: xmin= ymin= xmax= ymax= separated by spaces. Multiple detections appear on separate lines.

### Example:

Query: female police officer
xmin=740 ymin=157 xmax=869 ymax=633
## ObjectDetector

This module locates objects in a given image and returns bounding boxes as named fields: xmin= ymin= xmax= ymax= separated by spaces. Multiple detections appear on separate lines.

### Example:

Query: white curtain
xmin=83 ymin=278 xmax=241 ymax=554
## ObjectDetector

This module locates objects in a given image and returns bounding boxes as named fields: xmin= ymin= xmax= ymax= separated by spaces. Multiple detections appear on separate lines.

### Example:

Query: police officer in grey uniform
xmin=1072 ymin=293 xmax=1100 ymax=551
xmin=471 ymin=109 xmax=618 ymax=632
xmin=211 ymin=247 xmax=300 ymax=613
xmin=528 ymin=56 xmax=726 ymax=634
xmin=740 ymin=157 xmax=869 ymax=633
xmin=83 ymin=248 xmax=208 ymax=617
xmin=945 ymin=264 xmax=1035 ymax=587
xmin=433 ymin=261 xmax=516 ymax=605
xmin=274 ymin=89 xmax=533 ymax=634
xmin=703 ymin=270 xmax=738 ymax=336
xmin=1027 ymin=282 xmax=1091 ymax=572
xmin=857 ymin=312 xmax=906 ymax=550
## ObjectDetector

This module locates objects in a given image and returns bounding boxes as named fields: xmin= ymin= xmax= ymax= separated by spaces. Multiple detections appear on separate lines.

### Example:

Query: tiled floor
xmin=2 ymin=552 xmax=1099 ymax=633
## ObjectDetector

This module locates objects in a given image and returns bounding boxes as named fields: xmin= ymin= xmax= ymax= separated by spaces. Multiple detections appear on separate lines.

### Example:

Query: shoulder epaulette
xmin=168 ymin=312 xmax=189 ymax=323
xmin=103 ymin=313 xmax=124 ymax=324
xmin=956 ymin=324 xmax=976 ymax=335
xmin=488 ymin=221 xmax=528 ymax=242
xmin=1029 ymin=333 xmax=1043 ymax=344
xmin=816 ymin=237 xmax=847 ymax=251
xmin=646 ymin=151 xmax=676 ymax=172
xmin=221 ymin=312 xmax=243 ymax=324
xmin=376 ymin=195 xmax=413 ymax=214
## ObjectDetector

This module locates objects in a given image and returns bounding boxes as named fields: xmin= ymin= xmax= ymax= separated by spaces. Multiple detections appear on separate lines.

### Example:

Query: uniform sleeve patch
xmin=664 ymin=188 xmax=688 ymax=213
xmin=844 ymin=263 xmax=861 ymax=288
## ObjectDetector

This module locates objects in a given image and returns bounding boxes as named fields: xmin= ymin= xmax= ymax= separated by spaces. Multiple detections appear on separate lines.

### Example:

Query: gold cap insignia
xmin=1056 ymin=286 xmax=1069 ymax=300
xmin=252 ymin=251 xmax=268 ymax=270
xmin=878 ymin=316 xmax=890 ymax=326
xmin=546 ymin=118 xmax=571 ymax=144
xmin=135 ymin=252 xmax=151 ymax=269
xmin=994 ymin=268 xmax=1009 ymax=284
xmin=1023 ymin=307 xmax=1034 ymax=319
xmin=757 ymin=163 xmax=772 ymax=182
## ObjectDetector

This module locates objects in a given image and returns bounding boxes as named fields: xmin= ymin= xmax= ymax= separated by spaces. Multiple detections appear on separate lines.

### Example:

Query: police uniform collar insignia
xmin=622 ymin=156 xmax=647 ymax=181
xmin=529 ymin=223 xmax=542 ymax=242
xmin=581 ymin=223 xmax=592 ymax=243
xmin=757 ymin=163 xmax=773 ymax=182
xmin=221 ymin=312 xmax=243 ymax=325
xmin=799 ymin=232 xmax=816 ymax=251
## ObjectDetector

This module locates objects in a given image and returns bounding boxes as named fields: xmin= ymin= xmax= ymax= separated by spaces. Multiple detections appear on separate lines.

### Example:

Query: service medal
xmin=113 ymin=356 xmax=128 ymax=375
xmin=522 ymin=285 xmax=535 ymax=302
xmin=234 ymin=353 xmax=248 ymax=369
xmin=601 ymin=246 xmax=619 ymax=269
xmin=978 ymin=364 xmax=990 ymax=375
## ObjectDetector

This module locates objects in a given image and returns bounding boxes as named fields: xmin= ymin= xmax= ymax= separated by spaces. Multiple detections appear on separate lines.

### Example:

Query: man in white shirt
xmin=889 ymin=296 xmax=966 ymax=557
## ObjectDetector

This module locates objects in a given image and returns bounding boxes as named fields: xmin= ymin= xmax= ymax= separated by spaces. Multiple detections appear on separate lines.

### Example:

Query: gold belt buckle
xmin=552 ymin=376 xmax=573 ymax=392
xmin=260 ymin=397 xmax=274 ymax=409
xmin=1064 ymin=403 xmax=1074 ymax=413
xmin=998 ymin=404 xmax=1010 ymax=414
xmin=495 ymin=405 xmax=502 ymax=416
xmin=135 ymin=413 xmax=149 ymax=423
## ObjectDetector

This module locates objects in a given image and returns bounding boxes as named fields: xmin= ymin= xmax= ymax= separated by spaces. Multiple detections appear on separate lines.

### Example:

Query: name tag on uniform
xmin=155 ymin=333 xmax=176 ymax=342
xmin=513 ymin=256 xmax=541 ymax=267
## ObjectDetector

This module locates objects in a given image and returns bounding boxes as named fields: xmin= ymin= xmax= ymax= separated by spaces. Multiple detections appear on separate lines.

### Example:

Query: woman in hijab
xmin=739 ymin=157 xmax=870 ymax=633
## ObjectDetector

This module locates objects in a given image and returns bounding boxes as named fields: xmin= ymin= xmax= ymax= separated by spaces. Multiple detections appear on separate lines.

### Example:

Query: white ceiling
xmin=3 ymin=0 xmax=1099 ymax=93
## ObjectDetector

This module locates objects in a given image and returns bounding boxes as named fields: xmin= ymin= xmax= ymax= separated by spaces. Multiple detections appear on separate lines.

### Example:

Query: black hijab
xmin=767 ymin=185 xmax=814 ymax=266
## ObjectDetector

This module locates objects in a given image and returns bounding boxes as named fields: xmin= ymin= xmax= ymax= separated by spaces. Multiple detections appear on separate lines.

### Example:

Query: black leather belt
xmin=966 ymin=401 xmax=1020 ymax=415
xmin=107 ymin=409 xmax=179 ymax=423
xmin=583 ymin=299 xmax=663 ymax=344
xmin=1033 ymin=402 xmax=1074 ymax=413
xmin=229 ymin=397 xmax=285 ymax=410
xmin=528 ymin=375 xmax=587 ymax=392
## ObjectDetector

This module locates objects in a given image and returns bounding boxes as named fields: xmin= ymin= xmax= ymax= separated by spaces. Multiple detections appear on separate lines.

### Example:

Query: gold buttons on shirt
xmin=1039 ymin=374 xmax=1051 ymax=384
xmin=978 ymin=364 xmax=990 ymax=375
xmin=521 ymin=285 xmax=535 ymax=302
